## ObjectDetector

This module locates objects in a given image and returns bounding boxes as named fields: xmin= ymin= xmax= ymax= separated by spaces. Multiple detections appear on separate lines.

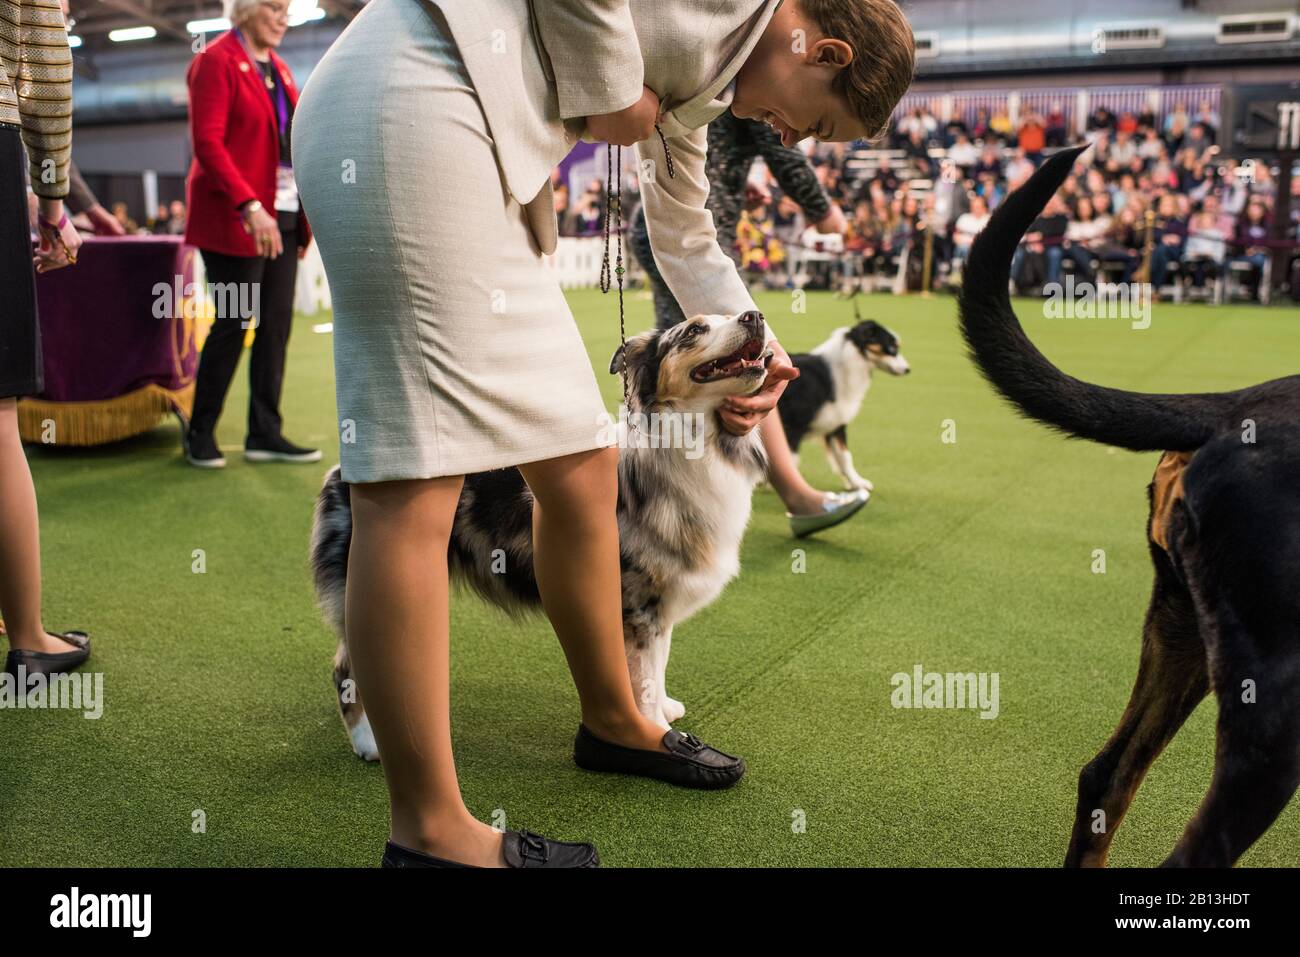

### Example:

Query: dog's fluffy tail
xmin=958 ymin=145 xmax=1228 ymax=452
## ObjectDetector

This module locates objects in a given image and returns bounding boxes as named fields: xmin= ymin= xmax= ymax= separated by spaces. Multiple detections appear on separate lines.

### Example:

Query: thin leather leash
xmin=601 ymin=125 xmax=675 ymax=426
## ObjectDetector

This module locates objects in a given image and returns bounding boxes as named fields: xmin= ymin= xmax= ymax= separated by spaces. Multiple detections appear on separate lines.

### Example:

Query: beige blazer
xmin=431 ymin=0 xmax=780 ymax=324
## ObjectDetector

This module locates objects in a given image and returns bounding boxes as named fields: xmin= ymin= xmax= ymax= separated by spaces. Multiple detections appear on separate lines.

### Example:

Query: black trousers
xmin=0 ymin=124 xmax=41 ymax=400
xmin=191 ymin=228 xmax=298 ymax=441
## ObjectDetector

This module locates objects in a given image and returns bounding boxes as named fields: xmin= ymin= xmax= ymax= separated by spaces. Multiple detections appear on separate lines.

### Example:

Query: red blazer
xmin=184 ymin=31 xmax=311 ymax=257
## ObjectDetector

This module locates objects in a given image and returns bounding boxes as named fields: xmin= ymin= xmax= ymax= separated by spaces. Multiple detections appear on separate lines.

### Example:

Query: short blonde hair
xmin=224 ymin=0 xmax=262 ymax=27
xmin=799 ymin=0 xmax=916 ymax=143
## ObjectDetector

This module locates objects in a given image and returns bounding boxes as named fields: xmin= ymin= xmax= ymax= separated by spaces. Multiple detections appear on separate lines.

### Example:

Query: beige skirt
xmin=292 ymin=0 xmax=612 ymax=483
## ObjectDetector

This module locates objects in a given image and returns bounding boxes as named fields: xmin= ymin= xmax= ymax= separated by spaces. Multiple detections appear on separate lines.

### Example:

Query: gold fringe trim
xmin=18 ymin=383 xmax=195 ymax=447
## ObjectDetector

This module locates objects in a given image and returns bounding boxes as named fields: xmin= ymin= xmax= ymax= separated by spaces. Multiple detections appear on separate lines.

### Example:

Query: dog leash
xmin=601 ymin=126 xmax=675 ymax=429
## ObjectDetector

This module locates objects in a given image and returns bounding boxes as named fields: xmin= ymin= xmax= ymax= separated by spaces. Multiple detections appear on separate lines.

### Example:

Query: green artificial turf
xmin=3 ymin=288 xmax=1298 ymax=867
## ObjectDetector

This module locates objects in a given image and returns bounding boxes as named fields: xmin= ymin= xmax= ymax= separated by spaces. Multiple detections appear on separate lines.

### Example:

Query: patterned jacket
xmin=705 ymin=110 xmax=833 ymax=267
xmin=1 ymin=0 xmax=72 ymax=198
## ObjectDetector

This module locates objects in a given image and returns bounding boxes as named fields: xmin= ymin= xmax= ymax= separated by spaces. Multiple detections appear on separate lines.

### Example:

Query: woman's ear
xmin=812 ymin=38 xmax=853 ymax=70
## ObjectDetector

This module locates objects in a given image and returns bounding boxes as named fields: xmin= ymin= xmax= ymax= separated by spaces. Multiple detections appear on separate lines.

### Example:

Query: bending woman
xmin=293 ymin=0 xmax=914 ymax=868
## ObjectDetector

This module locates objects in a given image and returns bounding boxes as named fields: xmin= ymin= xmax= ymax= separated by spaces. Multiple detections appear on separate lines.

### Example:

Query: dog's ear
xmin=609 ymin=331 xmax=660 ymax=376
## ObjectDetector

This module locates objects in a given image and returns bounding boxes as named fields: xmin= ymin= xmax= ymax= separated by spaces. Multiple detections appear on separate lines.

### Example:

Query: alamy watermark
xmin=595 ymin=406 xmax=708 ymax=459
xmin=891 ymin=664 xmax=1000 ymax=719
xmin=0 ymin=667 xmax=104 ymax=719
xmin=1043 ymin=276 xmax=1152 ymax=330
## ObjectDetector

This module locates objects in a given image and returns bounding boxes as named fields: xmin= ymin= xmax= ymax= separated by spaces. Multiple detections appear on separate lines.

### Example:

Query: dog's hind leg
xmin=1160 ymin=444 xmax=1300 ymax=867
xmin=1065 ymin=543 xmax=1209 ymax=867
xmin=333 ymin=642 xmax=379 ymax=762
xmin=825 ymin=426 xmax=873 ymax=492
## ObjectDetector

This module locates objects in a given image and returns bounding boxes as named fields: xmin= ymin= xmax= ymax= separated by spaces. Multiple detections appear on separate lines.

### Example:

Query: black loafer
xmin=573 ymin=724 xmax=746 ymax=789
xmin=381 ymin=829 xmax=599 ymax=869
xmin=4 ymin=630 xmax=91 ymax=681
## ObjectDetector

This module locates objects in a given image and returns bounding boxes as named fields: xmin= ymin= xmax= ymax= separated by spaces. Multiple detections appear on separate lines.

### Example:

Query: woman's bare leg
xmin=517 ymin=446 xmax=668 ymax=752
xmin=346 ymin=475 xmax=506 ymax=866
xmin=0 ymin=398 xmax=81 ymax=654
xmin=758 ymin=414 xmax=834 ymax=515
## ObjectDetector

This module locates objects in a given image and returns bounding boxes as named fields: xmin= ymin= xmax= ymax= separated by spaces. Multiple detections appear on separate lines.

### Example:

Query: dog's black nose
xmin=739 ymin=310 xmax=764 ymax=329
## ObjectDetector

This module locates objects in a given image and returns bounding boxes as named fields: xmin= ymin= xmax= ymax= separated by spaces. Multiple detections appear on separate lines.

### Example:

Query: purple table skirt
xmin=32 ymin=235 xmax=199 ymax=403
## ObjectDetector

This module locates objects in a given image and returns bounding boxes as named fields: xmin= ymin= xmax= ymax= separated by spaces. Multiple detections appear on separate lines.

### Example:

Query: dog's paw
xmin=662 ymin=696 xmax=686 ymax=724
xmin=852 ymin=478 xmax=874 ymax=493
xmin=348 ymin=713 xmax=381 ymax=762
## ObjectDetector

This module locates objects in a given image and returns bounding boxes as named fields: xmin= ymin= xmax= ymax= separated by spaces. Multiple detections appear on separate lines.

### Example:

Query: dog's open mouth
xmin=690 ymin=337 xmax=771 ymax=383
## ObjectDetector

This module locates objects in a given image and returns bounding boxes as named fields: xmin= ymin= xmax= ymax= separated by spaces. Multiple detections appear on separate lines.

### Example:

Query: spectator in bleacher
xmin=951 ymin=193 xmax=989 ymax=271
xmin=1229 ymin=196 xmax=1273 ymax=298
xmin=1062 ymin=194 xmax=1111 ymax=283
xmin=903 ymin=127 xmax=933 ymax=175
xmin=1108 ymin=129 xmax=1138 ymax=168
xmin=1116 ymin=111 xmax=1139 ymax=135
xmin=988 ymin=106 xmax=1014 ymax=142
xmin=942 ymin=109 xmax=969 ymax=147
xmin=1086 ymin=105 xmax=1115 ymax=134
xmin=1183 ymin=194 xmax=1231 ymax=288
xmin=149 ymin=204 xmax=172 ymax=235
xmin=1196 ymin=99 xmax=1220 ymax=140
xmin=971 ymin=107 xmax=991 ymax=141
xmin=111 ymin=201 xmax=138 ymax=233
xmin=182 ymin=0 xmax=319 ymax=468
xmin=167 ymin=199 xmax=187 ymax=236
xmin=1149 ymin=193 xmax=1188 ymax=294
xmin=1012 ymin=193 xmax=1068 ymax=291
xmin=1044 ymin=102 xmax=1068 ymax=148
xmin=947 ymin=130 xmax=979 ymax=174
xmin=1017 ymin=111 xmax=1046 ymax=164
xmin=565 ymin=180 xmax=605 ymax=237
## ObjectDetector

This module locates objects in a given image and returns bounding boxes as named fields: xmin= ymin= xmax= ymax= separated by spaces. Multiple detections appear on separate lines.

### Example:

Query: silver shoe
xmin=787 ymin=488 xmax=871 ymax=538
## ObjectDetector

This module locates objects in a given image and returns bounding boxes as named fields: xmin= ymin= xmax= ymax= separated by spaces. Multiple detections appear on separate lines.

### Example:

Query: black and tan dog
xmin=960 ymin=145 xmax=1300 ymax=867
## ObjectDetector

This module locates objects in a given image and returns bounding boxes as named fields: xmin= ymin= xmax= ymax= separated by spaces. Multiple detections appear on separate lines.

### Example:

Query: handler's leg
xmin=0 ymin=399 xmax=80 ymax=654
xmin=518 ymin=446 xmax=670 ymax=752
xmin=760 ymin=413 xmax=843 ymax=515
xmin=346 ymin=475 xmax=507 ymax=866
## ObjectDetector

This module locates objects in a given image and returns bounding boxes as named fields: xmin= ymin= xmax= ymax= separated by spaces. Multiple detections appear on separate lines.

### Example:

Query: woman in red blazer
xmin=183 ymin=0 xmax=318 ymax=468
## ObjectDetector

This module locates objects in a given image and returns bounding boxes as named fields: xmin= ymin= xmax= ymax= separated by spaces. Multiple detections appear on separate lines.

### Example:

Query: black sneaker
xmin=245 ymin=435 xmax=322 ymax=464
xmin=184 ymin=429 xmax=226 ymax=469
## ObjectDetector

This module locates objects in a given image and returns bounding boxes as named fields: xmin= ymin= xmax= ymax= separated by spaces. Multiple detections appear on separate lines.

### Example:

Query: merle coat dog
xmin=960 ymin=144 xmax=1300 ymax=867
xmin=312 ymin=312 xmax=773 ymax=759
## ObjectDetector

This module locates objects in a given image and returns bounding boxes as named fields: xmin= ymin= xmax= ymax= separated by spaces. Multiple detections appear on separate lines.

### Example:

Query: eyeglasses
xmin=260 ymin=1 xmax=290 ymax=20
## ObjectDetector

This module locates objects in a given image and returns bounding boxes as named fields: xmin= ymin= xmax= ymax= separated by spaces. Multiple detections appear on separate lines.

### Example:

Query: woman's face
xmin=244 ymin=0 xmax=289 ymax=49
xmin=732 ymin=38 xmax=869 ymax=147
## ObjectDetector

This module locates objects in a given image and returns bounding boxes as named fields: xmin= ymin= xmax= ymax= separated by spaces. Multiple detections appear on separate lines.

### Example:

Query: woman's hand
xmin=585 ymin=86 xmax=661 ymax=147
xmin=243 ymin=203 xmax=284 ymax=259
xmin=33 ymin=199 xmax=83 ymax=273
xmin=718 ymin=339 xmax=799 ymax=435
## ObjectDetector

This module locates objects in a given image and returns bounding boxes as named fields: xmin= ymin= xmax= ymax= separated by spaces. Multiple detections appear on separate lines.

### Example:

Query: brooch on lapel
xmin=239 ymin=62 xmax=250 ymax=72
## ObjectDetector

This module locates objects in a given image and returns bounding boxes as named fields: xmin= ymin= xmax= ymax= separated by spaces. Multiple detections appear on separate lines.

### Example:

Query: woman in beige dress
xmin=292 ymin=0 xmax=914 ymax=867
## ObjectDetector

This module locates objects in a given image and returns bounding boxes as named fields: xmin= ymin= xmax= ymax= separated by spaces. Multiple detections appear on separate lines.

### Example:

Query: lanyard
xmin=232 ymin=28 xmax=290 ymax=140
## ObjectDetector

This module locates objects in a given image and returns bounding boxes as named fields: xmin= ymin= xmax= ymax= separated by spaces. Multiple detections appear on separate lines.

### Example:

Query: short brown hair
xmin=799 ymin=0 xmax=916 ymax=143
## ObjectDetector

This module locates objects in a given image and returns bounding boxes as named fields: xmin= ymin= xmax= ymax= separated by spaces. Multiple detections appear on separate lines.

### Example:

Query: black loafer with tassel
xmin=381 ymin=829 xmax=599 ymax=869
xmin=573 ymin=724 xmax=746 ymax=789
xmin=4 ymin=630 xmax=91 ymax=681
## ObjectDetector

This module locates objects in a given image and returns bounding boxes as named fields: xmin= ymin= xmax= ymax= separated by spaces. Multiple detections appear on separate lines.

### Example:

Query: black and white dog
xmin=311 ymin=311 xmax=773 ymax=760
xmin=776 ymin=317 xmax=910 ymax=492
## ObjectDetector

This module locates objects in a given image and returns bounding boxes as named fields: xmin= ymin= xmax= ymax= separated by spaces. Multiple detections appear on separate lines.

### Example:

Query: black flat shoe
xmin=381 ymin=829 xmax=599 ymax=869
xmin=573 ymin=724 xmax=746 ymax=789
xmin=4 ymin=630 xmax=91 ymax=681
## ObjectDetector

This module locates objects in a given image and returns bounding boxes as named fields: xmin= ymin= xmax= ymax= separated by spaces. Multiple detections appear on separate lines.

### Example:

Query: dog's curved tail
xmin=958 ymin=145 xmax=1227 ymax=452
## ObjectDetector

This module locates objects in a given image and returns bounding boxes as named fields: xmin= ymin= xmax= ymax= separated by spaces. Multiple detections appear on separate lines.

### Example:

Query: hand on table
xmin=34 ymin=199 xmax=83 ymax=273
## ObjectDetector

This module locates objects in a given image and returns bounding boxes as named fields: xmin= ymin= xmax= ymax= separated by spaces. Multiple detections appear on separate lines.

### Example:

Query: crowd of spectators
xmin=552 ymin=92 xmax=1297 ymax=303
